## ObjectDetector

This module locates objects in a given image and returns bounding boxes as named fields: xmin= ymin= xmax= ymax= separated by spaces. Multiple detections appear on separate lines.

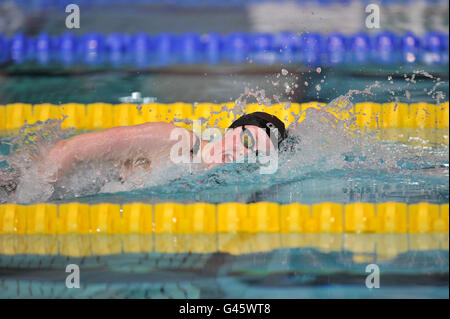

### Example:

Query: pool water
xmin=1 ymin=124 xmax=448 ymax=205
xmin=0 ymin=65 xmax=448 ymax=105
xmin=0 ymin=65 xmax=449 ymax=298
xmin=0 ymin=235 xmax=448 ymax=298
xmin=43 ymin=155 xmax=449 ymax=205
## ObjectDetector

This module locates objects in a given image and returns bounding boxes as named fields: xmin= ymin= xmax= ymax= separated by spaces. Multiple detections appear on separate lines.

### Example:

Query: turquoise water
xmin=0 ymin=66 xmax=449 ymax=299
xmin=71 ymin=158 xmax=449 ymax=205
xmin=52 ymin=162 xmax=448 ymax=205
xmin=0 ymin=242 xmax=448 ymax=298
xmin=0 ymin=124 xmax=448 ymax=298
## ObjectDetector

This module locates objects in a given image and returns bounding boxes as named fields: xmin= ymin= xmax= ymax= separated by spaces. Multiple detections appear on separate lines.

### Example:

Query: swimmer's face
xmin=205 ymin=125 xmax=276 ymax=169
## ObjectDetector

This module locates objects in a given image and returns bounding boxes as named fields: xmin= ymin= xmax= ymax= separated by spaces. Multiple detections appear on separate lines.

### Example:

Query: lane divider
xmin=0 ymin=101 xmax=448 ymax=133
xmin=0 ymin=233 xmax=447 ymax=257
xmin=2 ymin=31 xmax=448 ymax=66
xmin=0 ymin=202 xmax=448 ymax=235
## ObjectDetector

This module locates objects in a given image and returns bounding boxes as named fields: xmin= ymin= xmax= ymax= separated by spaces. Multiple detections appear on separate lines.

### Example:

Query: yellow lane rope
xmin=0 ymin=101 xmax=448 ymax=132
xmin=0 ymin=202 xmax=448 ymax=235
xmin=0 ymin=233 xmax=447 ymax=258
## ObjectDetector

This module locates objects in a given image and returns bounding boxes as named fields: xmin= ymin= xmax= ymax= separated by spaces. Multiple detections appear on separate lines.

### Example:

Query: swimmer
xmin=37 ymin=112 xmax=288 ymax=184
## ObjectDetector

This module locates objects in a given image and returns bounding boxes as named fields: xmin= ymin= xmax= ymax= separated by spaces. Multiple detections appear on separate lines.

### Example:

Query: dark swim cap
xmin=228 ymin=112 xmax=288 ymax=148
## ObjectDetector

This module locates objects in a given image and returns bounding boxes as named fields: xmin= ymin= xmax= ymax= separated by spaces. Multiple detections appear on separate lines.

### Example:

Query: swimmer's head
xmin=204 ymin=112 xmax=287 ymax=168
xmin=228 ymin=112 xmax=287 ymax=148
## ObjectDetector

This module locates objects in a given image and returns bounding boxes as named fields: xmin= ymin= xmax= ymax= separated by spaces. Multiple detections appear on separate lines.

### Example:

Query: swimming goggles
xmin=240 ymin=126 xmax=255 ymax=150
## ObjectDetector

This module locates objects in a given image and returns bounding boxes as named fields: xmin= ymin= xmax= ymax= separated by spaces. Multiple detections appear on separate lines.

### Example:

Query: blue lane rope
xmin=0 ymin=31 xmax=448 ymax=67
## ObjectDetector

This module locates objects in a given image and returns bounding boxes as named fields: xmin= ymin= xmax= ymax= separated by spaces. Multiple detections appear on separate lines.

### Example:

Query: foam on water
xmin=0 ymin=118 xmax=72 ymax=203
xmin=153 ymin=93 xmax=448 ymax=203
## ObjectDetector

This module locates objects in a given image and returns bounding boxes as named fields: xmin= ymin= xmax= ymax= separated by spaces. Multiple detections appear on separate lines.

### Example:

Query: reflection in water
xmin=0 ymin=234 xmax=448 ymax=298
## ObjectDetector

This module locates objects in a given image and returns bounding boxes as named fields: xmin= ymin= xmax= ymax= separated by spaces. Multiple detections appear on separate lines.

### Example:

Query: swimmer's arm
xmin=41 ymin=122 xmax=186 ymax=180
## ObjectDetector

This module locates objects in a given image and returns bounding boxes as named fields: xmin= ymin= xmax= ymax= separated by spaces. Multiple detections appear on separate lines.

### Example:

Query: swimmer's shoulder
xmin=128 ymin=122 xmax=191 ymax=141
xmin=135 ymin=121 xmax=187 ymax=135
xmin=105 ymin=121 xmax=178 ymax=135
xmin=135 ymin=121 xmax=179 ymax=131
xmin=99 ymin=122 xmax=187 ymax=143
